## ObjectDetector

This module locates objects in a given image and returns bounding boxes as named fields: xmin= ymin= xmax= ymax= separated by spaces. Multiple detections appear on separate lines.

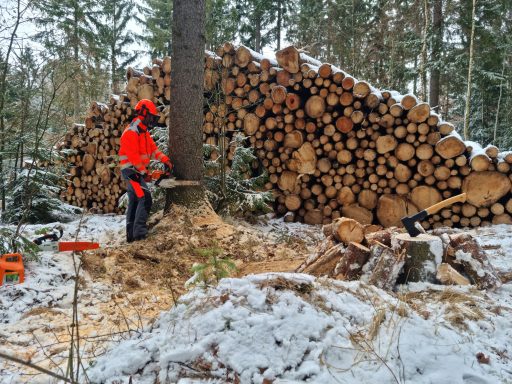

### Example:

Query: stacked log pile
xmin=58 ymin=43 xmax=512 ymax=228
xmin=297 ymin=221 xmax=502 ymax=290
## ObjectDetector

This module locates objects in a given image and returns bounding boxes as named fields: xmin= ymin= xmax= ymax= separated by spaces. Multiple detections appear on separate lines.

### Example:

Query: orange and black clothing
xmin=119 ymin=116 xmax=170 ymax=242
xmin=119 ymin=117 xmax=170 ymax=175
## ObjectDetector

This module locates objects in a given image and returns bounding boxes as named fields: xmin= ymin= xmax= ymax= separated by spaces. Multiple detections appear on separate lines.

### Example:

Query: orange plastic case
xmin=0 ymin=253 xmax=25 ymax=286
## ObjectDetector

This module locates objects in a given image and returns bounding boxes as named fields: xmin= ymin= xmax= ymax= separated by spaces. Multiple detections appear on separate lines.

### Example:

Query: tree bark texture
xmin=168 ymin=0 xmax=205 ymax=182
xmin=429 ymin=0 xmax=443 ymax=112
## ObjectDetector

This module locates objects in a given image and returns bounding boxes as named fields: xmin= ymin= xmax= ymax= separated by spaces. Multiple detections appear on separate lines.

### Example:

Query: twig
xmin=0 ymin=351 xmax=73 ymax=383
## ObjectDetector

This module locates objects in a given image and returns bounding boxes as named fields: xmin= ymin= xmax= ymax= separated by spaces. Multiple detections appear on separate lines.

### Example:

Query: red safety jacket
xmin=119 ymin=117 xmax=169 ymax=174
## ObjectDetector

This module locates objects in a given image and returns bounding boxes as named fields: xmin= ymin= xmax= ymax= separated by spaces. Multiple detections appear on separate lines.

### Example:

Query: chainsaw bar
xmin=156 ymin=177 xmax=202 ymax=189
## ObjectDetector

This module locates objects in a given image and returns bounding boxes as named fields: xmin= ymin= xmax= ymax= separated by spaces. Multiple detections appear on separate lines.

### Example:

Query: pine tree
xmin=98 ymin=0 xmax=137 ymax=94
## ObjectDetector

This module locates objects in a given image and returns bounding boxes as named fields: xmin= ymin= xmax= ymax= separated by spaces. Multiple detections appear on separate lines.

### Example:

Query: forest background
xmin=0 ymin=0 xmax=510 ymax=221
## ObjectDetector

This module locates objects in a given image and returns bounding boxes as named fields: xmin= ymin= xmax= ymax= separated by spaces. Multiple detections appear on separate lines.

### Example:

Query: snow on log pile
xmin=298 ymin=221 xmax=502 ymax=290
xmin=58 ymin=43 xmax=512 ymax=227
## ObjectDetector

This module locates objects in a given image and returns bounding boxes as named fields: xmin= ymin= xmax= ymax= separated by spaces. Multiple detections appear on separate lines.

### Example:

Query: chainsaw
xmin=149 ymin=169 xmax=201 ymax=189
xmin=33 ymin=227 xmax=100 ymax=252
xmin=1 ymin=228 xmax=100 ymax=287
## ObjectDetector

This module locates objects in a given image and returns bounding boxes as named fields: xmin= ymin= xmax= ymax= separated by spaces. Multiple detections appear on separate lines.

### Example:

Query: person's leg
xmin=125 ymin=182 xmax=138 ymax=242
xmin=133 ymin=179 xmax=151 ymax=240
xmin=122 ymin=169 xmax=141 ymax=243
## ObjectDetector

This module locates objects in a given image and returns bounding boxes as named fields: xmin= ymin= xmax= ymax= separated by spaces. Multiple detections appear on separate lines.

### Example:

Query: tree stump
xmin=395 ymin=233 xmax=443 ymax=283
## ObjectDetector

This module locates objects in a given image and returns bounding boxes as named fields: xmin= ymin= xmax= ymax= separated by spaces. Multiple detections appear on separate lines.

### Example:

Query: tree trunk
xmin=0 ymin=0 xmax=23 ymax=215
xmin=420 ymin=0 xmax=429 ymax=101
xmin=463 ymin=0 xmax=477 ymax=140
xmin=167 ymin=0 xmax=205 ymax=209
xmin=276 ymin=0 xmax=282 ymax=51
xmin=73 ymin=6 xmax=80 ymax=121
xmin=429 ymin=0 xmax=442 ymax=112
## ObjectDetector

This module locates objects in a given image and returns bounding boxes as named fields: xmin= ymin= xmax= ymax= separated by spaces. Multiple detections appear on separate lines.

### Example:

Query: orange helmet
xmin=134 ymin=99 xmax=158 ymax=116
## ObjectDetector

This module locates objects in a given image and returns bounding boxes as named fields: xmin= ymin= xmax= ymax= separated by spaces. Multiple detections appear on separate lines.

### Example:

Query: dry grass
xmin=398 ymin=287 xmax=486 ymax=328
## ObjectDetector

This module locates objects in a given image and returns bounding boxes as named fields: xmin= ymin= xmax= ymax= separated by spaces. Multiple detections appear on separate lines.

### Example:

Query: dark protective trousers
xmin=121 ymin=169 xmax=152 ymax=242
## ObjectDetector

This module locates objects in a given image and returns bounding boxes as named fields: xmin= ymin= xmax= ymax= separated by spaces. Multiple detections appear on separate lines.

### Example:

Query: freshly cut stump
xmin=395 ymin=233 xmax=443 ymax=283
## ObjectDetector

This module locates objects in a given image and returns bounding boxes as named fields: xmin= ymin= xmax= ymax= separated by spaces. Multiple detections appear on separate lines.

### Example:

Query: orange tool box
xmin=0 ymin=253 xmax=25 ymax=287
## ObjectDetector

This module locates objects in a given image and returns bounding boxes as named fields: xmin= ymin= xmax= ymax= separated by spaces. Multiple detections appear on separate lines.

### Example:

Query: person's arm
xmin=121 ymin=131 xmax=148 ymax=175
xmin=149 ymin=134 xmax=171 ymax=166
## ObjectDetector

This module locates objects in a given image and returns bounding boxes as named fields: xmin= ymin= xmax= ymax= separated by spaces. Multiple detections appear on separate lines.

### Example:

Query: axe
xmin=401 ymin=193 xmax=467 ymax=237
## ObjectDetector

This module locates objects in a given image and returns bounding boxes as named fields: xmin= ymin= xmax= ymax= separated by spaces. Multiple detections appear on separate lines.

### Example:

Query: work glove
xmin=141 ymin=170 xmax=152 ymax=183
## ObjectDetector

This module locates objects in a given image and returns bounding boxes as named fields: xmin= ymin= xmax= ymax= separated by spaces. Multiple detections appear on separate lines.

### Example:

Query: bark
xmin=429 ymin=0 xmax=443 ymax=112
xmin=463 ymin=0 xmax=477 ymax=140
xmin=167 ymin=0 xmax=206 ymax=208
xmin=395 ymin=233 xmax=443 ymax=283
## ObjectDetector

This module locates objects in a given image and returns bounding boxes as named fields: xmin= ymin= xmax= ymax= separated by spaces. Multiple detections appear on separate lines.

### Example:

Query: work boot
xmin=134 ymin=234 xmax=147 ymax=242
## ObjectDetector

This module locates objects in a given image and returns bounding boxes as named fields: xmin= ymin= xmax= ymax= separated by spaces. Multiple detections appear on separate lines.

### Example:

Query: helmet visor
xmin=144 ymin=113 xmax=159 ymax=129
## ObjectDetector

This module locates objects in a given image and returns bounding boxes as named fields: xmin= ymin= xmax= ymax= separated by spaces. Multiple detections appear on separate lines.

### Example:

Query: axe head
xmin=401 ymin=210 xmax=428 ymax=237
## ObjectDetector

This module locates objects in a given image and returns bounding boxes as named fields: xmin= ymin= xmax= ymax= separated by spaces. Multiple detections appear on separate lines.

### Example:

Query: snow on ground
xmin=240 ymin=214 xmax=325 ymax=246
xmin=87 ymin=224 xmax=512 ymax=384
xmin=1 ymin=217 xmax=512 ymax=384
xmin=88 ymin=273 xmax=512 ymax=384
xmin=0 ymin=214 xmax=125 ymax=324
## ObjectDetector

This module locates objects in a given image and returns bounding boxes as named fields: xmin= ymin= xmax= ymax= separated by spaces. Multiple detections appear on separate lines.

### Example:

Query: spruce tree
xmin=98 ymin=0 xmax=137 ymax=94
xmin=136 ymin=0 xmax=173 ymax=57
xmin=205 ymin=0 xmax=239 ymax=51
xmin=35 ymin=0 xmax=103 ymax=119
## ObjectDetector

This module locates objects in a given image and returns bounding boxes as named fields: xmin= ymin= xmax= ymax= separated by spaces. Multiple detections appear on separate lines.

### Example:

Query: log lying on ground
xmin=436 ymin=263 xmax=470 ymax=286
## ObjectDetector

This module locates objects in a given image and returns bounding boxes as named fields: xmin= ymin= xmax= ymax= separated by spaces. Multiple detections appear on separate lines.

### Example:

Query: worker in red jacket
xmin=119 ymin=99 xmax=172 ymax=242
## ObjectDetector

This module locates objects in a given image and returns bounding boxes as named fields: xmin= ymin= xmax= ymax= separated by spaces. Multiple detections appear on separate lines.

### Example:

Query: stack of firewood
xmin=58 ymin=43 xmax=512 ymax=228
xmin=297 ymin=219 xmax=502 ymax=290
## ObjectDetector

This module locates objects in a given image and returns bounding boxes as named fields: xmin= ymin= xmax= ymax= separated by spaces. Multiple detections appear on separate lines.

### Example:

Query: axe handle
xmin=425 ymin=193 xmax=467 ymax=215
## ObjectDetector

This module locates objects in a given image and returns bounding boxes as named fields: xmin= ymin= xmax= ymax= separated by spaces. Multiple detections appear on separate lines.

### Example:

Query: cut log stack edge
xmin=58 ymin=43 xmax=512 ymax=229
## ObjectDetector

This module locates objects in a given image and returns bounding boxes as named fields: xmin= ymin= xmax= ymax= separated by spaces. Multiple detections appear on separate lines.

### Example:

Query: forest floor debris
xmin=1 ymin=211 xmax=512 ymax=383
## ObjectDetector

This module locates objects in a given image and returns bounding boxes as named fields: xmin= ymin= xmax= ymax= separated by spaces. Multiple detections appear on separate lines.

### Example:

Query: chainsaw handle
xmin=33 ymin=228 xmax=63 ymax=245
